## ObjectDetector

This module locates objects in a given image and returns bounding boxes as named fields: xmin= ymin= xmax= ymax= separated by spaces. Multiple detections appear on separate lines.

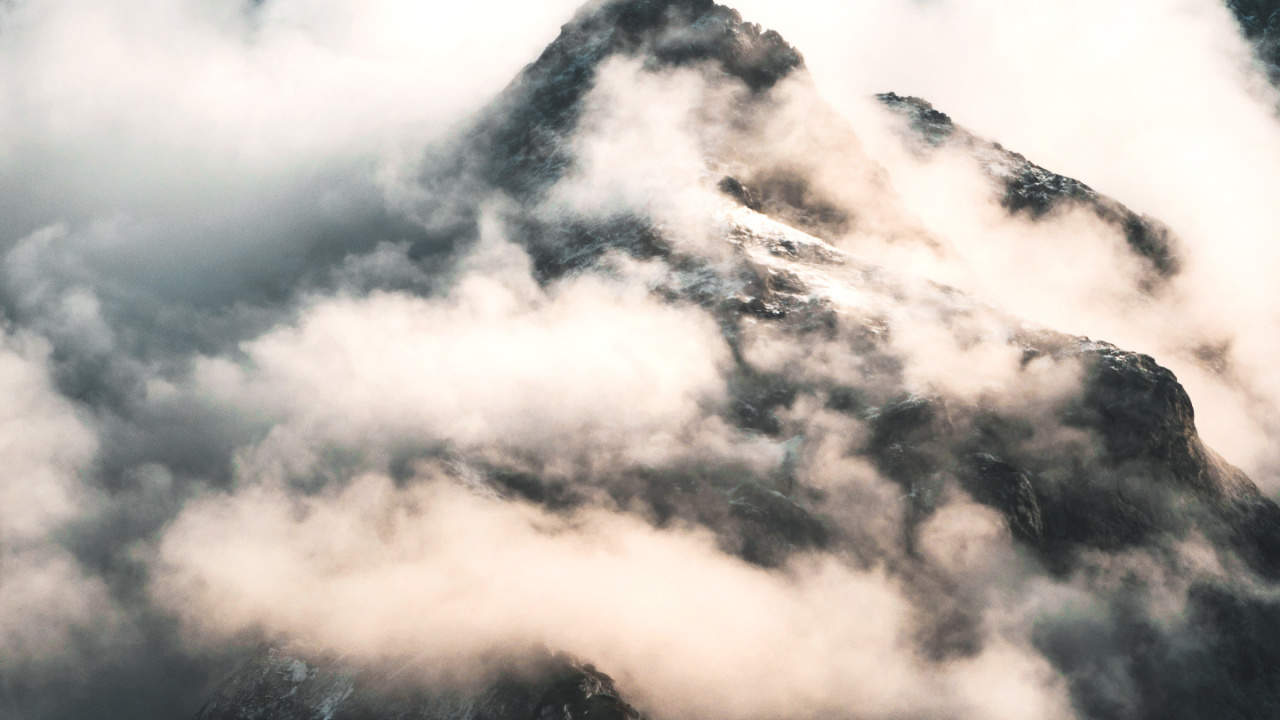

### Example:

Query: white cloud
xmin=155 ymin=470 xmax=1077 ymax=720
xmin=198 ymin=232 xmax=734 ymax=477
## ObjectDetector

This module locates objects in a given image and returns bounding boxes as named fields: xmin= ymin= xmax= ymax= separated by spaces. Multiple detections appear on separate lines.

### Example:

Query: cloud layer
xmin=2 ymin=1 xmax=1280 ymax=719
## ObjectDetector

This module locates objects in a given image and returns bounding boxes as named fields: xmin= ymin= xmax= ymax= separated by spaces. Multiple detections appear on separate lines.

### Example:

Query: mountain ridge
xmin=189 ymin=1 xmax=1280 ymax=718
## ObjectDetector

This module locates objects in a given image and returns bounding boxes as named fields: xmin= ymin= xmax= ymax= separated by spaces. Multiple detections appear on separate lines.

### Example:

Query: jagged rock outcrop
xmin=1229 ymin=0 xmax=1280 ymax=84
xmin=877 ymin=92 xmax=1181 ymax=282
xmin=193 ymin=648 xmax=642 ymax=720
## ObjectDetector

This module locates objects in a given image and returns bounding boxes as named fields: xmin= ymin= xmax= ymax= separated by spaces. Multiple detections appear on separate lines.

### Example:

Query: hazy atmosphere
xmin=2 ymin=1 xmax=1280 ymax=719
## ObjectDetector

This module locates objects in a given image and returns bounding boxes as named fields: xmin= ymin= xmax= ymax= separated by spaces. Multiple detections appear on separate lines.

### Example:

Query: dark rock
xmin=728 ymin=481 xmax=829 ymax=566
xmin=1036 ymin=580 xmax=1280 ymax=720
xmin=963 ymin=453 xmax=1044 ymax=544
xmin=877 ymin=92 xmax=1181 ymax=281
xmin=192 ymin=648 xmax=643 ymax=720
xmin=717 ymin=176 xmax=762 ymax=211
xmin=507 ymin=212 xmax=670 ymax=283
xmin=717 ymin=170 xmax=854 ymax=238
xmin=471 ymin=0 xmax=803 ymax=200
xmin=728 ymin=369 xmax=798 ymax=435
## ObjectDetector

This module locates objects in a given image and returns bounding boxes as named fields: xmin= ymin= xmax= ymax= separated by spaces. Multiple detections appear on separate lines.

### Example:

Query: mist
xmin=2 ymin=1 xmax=1280 ymax=719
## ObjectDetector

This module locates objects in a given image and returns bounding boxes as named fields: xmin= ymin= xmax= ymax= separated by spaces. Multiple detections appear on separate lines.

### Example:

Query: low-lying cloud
xmin=155 ymin=470 xmax=1077 ymax=720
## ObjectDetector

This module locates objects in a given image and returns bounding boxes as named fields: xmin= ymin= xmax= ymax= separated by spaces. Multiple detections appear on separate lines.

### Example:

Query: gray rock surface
xmin=193 ymin=648 xmax=640 ymax=720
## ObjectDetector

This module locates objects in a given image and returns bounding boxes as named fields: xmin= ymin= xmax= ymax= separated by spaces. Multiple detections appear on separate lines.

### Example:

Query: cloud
xmin=196 ymin=226 xmax=735 ymax=480
xmin=0 ymin=0 xmax=587 ymax=363
xmin=0 ymin=0 xmax=585 ymax=160
xmin=154 ymin=469 xmax=1078 ymax=720
xmin=0 ymin=332 xmax=97 ymax=542
xmin=0 ymin=330 xmax=118 ymax=675
xmin=0 ymin=0 xmax=1279 ymax=717
xmin=740 ymin=0 xmax=1280 ymax=483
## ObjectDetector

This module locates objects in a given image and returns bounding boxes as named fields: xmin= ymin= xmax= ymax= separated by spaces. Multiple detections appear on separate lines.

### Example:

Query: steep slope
xmin=471 ymin=0 xmax=802 ymax=200
xmin=876 ymin=92 xmax=1181 ymax=283
xmin=193 ymin=648 xmax=640 ymax=720
xmin=1229 ymin=0 xmax=1280 ymax=83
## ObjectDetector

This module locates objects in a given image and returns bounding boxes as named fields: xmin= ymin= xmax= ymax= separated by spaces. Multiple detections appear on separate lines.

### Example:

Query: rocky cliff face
xmin=193 ymin=1 xmax=1280 ymax=719
xmin=1229 ymin=0 xmax=1280 ymax=83
xmin=876 ymin=92 xmax=1181 ymax=283
xmin=470 ymin=0 xmax=801 ymax=201
xmin=193 ymin=648 xmax=640 ymax=720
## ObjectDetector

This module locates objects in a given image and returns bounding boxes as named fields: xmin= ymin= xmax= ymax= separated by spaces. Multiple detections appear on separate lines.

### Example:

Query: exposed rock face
xmin=194 ymin=648 xmax=641 ymax=720
xmin=470 ymin=0 xmax=803 ymax=201
xmin=1229 ymin=0 xmax=1280 ymax=84
xmin=877 ymin=92 xmax=1181 ymax=282
xmin=197 ymin=0 xmax=1280 ymax=718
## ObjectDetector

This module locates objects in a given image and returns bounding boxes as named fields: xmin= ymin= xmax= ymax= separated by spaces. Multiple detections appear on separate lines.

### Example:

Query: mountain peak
xmin=559 ymin=0 xmax=803 ymax=90
xmin=471 ymin=0 xmax=802 ymax=198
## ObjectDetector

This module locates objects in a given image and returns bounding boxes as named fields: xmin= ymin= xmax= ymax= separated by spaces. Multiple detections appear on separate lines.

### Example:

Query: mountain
xmin=191 ymin=1 xmax=1280 ymax=719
